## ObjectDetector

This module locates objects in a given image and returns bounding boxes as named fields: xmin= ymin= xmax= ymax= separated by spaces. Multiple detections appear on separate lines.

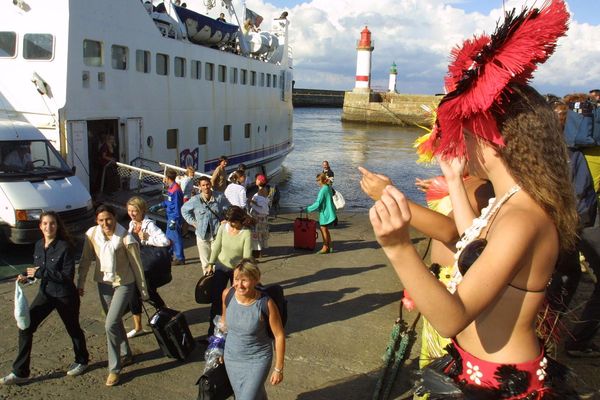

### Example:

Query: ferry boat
xmin=0 ymin=0 xmax=294 ymax=196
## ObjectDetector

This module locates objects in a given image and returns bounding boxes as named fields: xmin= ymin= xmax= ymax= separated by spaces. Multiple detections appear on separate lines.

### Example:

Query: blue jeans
xmin=166 ymin=220 xmax=185 ymax=261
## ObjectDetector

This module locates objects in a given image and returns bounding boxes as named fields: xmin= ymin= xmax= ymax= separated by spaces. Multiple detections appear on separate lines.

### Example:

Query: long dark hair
xmin=225 ymin=205 xmax=254 ymax=228
xmin=40 ymin=211 xmax=75 ymax=249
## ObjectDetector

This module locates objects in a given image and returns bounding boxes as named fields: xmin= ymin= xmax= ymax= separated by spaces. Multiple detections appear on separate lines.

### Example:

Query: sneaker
xmin=127 ymin=329 xmax=143 ymax=339
xmin=0 ymin=372 xmax=29 ymax=385
xmin=566 ymin=343 xmax=600 ymax=358
xmin=66 ymin=363 xmax=88 ymax=377
xmin=172 ymin=259 xmax=185 ymax=266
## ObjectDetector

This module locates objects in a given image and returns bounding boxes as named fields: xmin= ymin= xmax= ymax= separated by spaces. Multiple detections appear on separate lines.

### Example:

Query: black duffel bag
xmin=139 ymin=245 xmax=172 ymax=288
xmin=196 ymin=362 xmax=234 ymax=400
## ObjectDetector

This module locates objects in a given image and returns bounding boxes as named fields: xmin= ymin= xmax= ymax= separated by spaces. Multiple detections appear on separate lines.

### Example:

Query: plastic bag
xmin=14 ymin=281 xmax=30 ymax=330
xmin=332 ymin=190 xmax=345 ymax=210
xmin=204 ymin=315 xmax=227 ymax=373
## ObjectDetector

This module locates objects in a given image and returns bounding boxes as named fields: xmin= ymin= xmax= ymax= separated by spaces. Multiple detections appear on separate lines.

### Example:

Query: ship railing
xmin=159 ymin=161 xmax=212 ymax=192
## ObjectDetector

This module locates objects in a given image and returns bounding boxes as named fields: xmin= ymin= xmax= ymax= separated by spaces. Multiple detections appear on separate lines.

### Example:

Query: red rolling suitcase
xmin=294 ymin=211 xmax=318 ymax=250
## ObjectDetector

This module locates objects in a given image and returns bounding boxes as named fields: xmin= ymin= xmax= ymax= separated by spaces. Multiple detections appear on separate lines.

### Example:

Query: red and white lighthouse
xmin=354 ymin=26 xmax=374 ymax=92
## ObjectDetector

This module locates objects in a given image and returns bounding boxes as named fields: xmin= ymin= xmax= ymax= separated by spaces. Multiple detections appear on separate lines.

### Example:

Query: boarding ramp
xmin=97 ymin=160 xmax=213 ymax=223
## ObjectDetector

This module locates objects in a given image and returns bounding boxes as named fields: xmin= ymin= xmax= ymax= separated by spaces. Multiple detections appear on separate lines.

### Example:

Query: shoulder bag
xmin=195 ymin=271 xmax=214 ymax=304
xmin=196 ymin=361 xmax=233 ymax=400
xmin=139 ymin=244 xmax=172 ymax=288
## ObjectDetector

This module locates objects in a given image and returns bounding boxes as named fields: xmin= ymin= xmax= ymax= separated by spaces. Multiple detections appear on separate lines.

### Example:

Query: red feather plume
xmin=419 ymin=0 xmax=570 ymax=159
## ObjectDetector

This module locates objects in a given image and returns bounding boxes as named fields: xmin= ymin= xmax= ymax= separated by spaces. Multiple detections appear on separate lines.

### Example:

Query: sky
xmin=190 ymin=0 xmax=600 ymax=96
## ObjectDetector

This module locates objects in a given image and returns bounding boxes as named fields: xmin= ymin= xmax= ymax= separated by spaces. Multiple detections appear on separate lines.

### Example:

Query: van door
xmin=66 ymin=120 xmax=90 ymax=191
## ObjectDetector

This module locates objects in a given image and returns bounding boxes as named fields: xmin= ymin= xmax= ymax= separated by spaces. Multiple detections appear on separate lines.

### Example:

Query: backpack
xmin=225 ymin=284 xmax=287 ymax=338
xmin=564 ymin=101 xmax=600 ymax=148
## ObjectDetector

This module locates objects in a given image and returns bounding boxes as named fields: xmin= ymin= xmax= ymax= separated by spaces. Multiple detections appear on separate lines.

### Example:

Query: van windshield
xmin=0 ymin=140 xmax=72 ymax=180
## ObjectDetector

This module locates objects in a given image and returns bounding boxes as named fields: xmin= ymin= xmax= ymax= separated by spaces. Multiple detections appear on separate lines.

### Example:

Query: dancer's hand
xmin=415 ymin=177 xmax=432 ymax=192
xmin=369 ymin=185 xmax=412 ymax=248
xmin=358 ymin=166 xmax=393 ymax=201
xmin=437 ymin=156 xmax=466 ymax=183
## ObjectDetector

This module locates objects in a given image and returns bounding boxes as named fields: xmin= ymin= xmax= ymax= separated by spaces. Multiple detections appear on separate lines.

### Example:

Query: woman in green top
xmin=306 ymin=173 xmax=337 ymax=254
xmin=206 ymin=206 xmax=253 ymax=335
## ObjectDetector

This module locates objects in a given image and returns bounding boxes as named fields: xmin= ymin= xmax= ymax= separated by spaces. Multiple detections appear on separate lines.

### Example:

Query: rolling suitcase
xmin=294 ymin=211 xmax=318 ymax=250
xmin=144 ymin=305 xmax=195 ymax=360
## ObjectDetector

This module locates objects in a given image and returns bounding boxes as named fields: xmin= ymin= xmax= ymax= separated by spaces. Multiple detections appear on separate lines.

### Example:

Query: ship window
xmin=198 ymin=127 xmax=207 ymax=145
xmin=223 ymin=125 xmax=231 ymax=141
xmin=83 ymin=39 xmax=102 ymax=66
xmin=191 ymin=60 xmax=201 ymax=79
xmin=175 ymin=56 xmax=186 ymax=77
xmin=260 ymin=73 xmax=265 ymax=87
xmin=156 ymin=53 xmax=169 ymax=75
xmin=166 ymin=129 xmax=178 ymax=149
xmin=272 ymin=74 xmax=277 ymax=88
xmin=0 ymin=32 xmax=17 ymax=58
xmin=135 ymin=50 xmax=150 ymax=73
xmin=266 ymin=74 xmax=271 ymax=87
xmin=230 ymin=67 xmax=238 ymax=84
xmin=205 ymin=62 xmax=214 ymax=81
xmin=250 ymin=71 xmax=256 ymax=86
xmin=241 ymin=69 xmax=248 ymax=85
xmin=111 ymin=45 xmax=128 ymax=70
xmin=23 ymin=33 xmax=53 ymax=60
xmin=244 ymin=123 xmax=251 ymax=139
xmin=218 ymin=65 xmax=226 ymax=82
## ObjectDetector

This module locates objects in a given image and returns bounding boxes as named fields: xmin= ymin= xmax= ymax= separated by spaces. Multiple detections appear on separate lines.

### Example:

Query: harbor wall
xmin=341 ymin=91 xmax=442 ymax=126
xmin=292 ymin=88 xmax=345 ymax=108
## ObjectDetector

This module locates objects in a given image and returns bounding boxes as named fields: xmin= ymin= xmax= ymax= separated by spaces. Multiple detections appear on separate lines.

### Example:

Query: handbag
xmin=332 ymin=190 xmax=345 ymax=210
xmin=195 ymin=271 xmax=214 ymax=304
xmin=14 ymin=281 xmax=30 ymax=330
xmin=196 ymin=362 xmax=234 ymax=400
xmin=139 ymin=245 xmax=172 ymax=288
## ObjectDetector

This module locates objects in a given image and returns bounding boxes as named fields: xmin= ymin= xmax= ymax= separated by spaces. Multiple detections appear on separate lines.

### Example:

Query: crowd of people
xmin=0 ymin=158 xmax=289 ymax=396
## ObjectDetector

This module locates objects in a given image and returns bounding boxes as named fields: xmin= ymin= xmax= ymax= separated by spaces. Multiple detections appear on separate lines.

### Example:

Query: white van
xmin=0 ymin=119 xmax=94 ymax=244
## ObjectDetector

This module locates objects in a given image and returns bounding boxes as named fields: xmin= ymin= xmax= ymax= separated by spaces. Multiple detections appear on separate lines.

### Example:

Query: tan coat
xmin=77 ymin=225 xmax=149 ymax=300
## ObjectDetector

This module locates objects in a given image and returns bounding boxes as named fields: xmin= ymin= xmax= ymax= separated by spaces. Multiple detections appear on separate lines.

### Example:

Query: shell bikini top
xmin=447 ymin=184 xmax=545 ymax=294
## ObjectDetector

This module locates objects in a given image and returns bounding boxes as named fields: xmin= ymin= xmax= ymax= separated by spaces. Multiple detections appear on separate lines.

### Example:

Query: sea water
xmin=278 ymin=108 xmax=440 ymax=211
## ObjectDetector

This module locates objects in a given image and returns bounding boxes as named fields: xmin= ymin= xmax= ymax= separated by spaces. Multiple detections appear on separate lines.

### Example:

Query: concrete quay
xmin=341 ymin=91 xmax=442 ymax=126
xmin=0 ymin=211 xmax=599 ymax=400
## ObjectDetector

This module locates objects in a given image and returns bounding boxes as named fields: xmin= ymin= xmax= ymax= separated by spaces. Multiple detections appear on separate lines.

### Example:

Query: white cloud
xmin=187 ymin=0 xmax=600 ymax=95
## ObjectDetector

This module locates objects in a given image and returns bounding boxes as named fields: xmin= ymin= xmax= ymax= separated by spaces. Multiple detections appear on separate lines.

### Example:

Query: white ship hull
xmin=0 ymin=0 xmax=293 ymax=194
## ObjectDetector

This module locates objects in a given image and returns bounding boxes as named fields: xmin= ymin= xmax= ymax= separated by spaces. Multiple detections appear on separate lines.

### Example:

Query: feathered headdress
xmin=417 ymin=0 xmax=569 ymax=159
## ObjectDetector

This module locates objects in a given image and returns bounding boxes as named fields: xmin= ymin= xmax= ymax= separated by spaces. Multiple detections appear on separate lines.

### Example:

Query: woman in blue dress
xmin=222 ymin=259 xmax=285 ymax=400
xmin=306 ymin=172 xmax=337 ymax=254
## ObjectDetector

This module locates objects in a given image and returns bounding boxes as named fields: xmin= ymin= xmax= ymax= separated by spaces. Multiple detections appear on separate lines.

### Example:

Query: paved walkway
xmin=0 ymin=212 xmax=598 ymax=400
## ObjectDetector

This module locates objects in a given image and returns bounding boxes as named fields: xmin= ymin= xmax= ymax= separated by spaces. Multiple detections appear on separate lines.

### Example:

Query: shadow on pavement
xmin=297 ymin=357 xmax=418 ymax=400
xmin=285 ymin=290 xmax=401 ymax=334
xmin=276 ymin=264 xmax=387 ymax=290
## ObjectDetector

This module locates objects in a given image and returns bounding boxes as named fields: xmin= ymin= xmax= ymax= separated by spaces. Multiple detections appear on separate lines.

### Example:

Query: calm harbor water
xmin=278 ymin=108 xmax=440 ymax=211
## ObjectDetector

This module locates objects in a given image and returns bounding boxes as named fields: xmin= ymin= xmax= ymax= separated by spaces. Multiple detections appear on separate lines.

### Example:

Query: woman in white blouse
xmin=125 ymin=196 xmax=170 ymax=338
xmin=224 ymin=170 xmax=248 ymax=209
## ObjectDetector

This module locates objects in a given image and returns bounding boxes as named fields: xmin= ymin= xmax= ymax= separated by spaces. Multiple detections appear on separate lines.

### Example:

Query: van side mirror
xmin=72 ymin=166 xmax=77 ymax=174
